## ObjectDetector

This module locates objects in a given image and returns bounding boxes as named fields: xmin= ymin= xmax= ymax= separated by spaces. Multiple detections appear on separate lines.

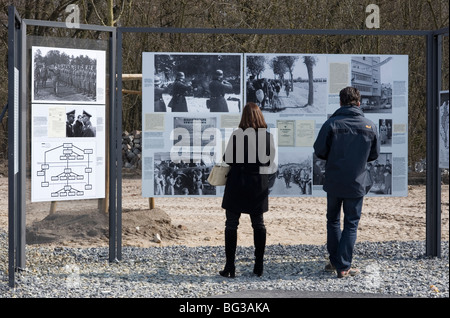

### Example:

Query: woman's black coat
xmin=221 ymin=129 xmax=276 ymax=214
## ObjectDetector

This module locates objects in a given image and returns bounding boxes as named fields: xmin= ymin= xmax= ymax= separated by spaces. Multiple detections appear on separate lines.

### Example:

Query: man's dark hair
xmin=339 ymin=86 xmax=361 ymax=106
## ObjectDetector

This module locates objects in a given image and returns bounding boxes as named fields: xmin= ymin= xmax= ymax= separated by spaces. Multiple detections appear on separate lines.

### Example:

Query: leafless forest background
xmin=0 ymin=0 xmax=448 ymax=173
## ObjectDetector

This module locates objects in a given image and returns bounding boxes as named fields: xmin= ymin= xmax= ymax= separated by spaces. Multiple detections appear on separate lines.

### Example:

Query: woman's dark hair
xmin=238 ymin=102 xmax=268 ymax=130
xmin=339 ymin=86 xmax=361 ymax=106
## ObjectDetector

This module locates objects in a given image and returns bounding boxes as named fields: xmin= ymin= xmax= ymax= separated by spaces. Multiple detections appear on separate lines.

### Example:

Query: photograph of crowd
xmin=153 ymin=152 xmax=216 ymax=196
xmin=152 ymin=53 xmax=242 ymax=113
xmin=32 ymin=46 xmax=104 ymax=104
xmin=270 ymin=152 xmax=313 ymax=196
xmin=245 ymin=54 xmax=327 ymax=114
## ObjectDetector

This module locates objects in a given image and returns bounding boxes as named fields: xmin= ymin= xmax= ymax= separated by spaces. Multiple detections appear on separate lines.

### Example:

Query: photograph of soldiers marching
xmin=32 ymin=47 xmax=101 ymax=103
xmin=245 ymin=54 xmax=327 ymax=114
xmin=270 ymin=152 xmax=313 ymax=196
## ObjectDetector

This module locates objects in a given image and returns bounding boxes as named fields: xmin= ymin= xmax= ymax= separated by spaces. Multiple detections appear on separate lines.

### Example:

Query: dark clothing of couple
xmin=219 ymin=129 xmax=276 ymax=278
xmin=314 ymin=105 xmax=380 ymax=272
xmin=221 ymin=129 xmax=276 ymax=216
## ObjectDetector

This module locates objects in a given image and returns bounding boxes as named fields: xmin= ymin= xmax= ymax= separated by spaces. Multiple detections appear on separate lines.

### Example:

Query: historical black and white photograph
xmin=153 ymin=152 xmax=216 ymax=196
xmin=173 ymin=116 xmax=218 ymax=148
xmin=312 ymin=154 xmax=326 ymax=186
xmin=32 ymin=46 xmax=106 ymax=104
xmin=149 ymin=53 xmax=242 ymax=113
xmin=379 ymin=118 xmax=392 ymax=146
xmin=65 ymin=107 xmax=97 ymax=138
xmin=271 ymin=151 xmax=313 ymax=196
xmin=245 ymin=54 xmax=327 ymax=114
xmin=367 ymin=153 xmax=392 ymax=195
xmin=351 ymin=56 xmax=393 ymax=113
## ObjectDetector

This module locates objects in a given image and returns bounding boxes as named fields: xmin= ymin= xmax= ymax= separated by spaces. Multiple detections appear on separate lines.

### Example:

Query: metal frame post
xmin=7 ymin=5 xmax=21 ymax=288
xmin=425 ymin=30 xmax=445 ymax=257
xmin=109 ymin=27 xmax=121 ymax=262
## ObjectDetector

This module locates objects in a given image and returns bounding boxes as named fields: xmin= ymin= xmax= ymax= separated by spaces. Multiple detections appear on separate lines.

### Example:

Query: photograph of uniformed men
xmin=153 ymin=54 xmax=242 ymax=113
xmin=66 ymin=109 xmax=96 ymax=138
xmin=32 ymin=47 xmax=100 ymax=103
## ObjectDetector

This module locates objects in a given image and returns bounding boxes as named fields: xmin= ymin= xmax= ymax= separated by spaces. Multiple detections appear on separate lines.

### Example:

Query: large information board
xmin=30 ymin=46 xmax=107 ymax=202
xmin=142 ymin=52 xmax=409 ymax=198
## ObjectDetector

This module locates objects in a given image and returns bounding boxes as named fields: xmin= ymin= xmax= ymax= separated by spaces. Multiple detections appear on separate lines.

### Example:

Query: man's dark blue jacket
xmin=313 ymin=105 xmax=380 ymax=198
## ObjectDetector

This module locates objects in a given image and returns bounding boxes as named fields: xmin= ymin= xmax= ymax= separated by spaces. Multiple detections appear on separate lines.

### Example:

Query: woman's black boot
xmin=253 ymin=228 xmax=266 ymax=277
xmin=219 ymin=229 xmax=237 ymax=278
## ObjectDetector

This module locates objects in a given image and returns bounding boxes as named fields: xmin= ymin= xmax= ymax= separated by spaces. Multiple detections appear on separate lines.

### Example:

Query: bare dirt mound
xmin=26 ymin=208 xmax=183 ymax=247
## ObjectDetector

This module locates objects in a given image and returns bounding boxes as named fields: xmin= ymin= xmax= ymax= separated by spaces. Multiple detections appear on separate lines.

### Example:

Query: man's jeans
xmin=326 ymin=195 xmax=364 ymax=271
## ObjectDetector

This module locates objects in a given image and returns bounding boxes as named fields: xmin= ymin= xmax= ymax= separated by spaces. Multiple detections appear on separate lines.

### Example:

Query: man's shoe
xmin=337 ymin=268 xmax=360 ymax=278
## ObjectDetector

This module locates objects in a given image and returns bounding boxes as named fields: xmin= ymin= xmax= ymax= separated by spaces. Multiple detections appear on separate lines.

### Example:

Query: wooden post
xmin=149 ymin=197 xmax=155 ymax=209
xmin=49 ymin=201 xmax=57 ymax=214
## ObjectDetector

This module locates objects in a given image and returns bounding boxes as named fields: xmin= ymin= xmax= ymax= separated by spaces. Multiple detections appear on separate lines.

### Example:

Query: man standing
xmin=313 ymin=87 xmax=380 ymax=278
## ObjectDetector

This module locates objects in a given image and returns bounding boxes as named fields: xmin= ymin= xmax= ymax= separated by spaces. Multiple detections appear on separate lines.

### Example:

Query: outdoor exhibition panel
xmin=142 ymin=52 xmax=409 ymax=198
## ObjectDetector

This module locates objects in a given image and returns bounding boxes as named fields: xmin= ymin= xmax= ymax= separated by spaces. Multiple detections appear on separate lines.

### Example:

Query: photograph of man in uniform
xmin=66 ymin=110 xmax=75 ymax=137
xmin=66 ymin=109 xmax=96 ymax=137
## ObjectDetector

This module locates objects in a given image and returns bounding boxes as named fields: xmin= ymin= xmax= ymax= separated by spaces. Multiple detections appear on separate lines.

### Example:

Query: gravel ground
xmin=0 ymin=231 xmax=448 ymax=299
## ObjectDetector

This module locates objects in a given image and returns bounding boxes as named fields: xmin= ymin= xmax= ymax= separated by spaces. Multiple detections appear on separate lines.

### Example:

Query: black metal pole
xmin=116 ymin=29 xmax=123 ymax=261
xmin=425 ymin=32 xmax=441 ymax=257
xmin=17 ymin=15 xmax=27 ymax=270
xmin=109 ymin=28 xmax=119 ymax=262
xmin=7 ymin=5 xmax=19 ymax=288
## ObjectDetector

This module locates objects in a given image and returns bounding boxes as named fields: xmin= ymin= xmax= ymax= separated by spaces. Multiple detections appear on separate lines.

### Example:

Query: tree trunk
xmin=307 ymin=63 xmax=314 ymax=105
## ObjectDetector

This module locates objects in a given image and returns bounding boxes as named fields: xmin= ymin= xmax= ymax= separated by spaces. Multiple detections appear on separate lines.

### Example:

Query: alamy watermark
xmin=363 ymin=262 xmax=382 ymax=290
xmin=65 ymin=4 xmax=80 ymax=28
xmin=365 ymin=4 xmax=380 ymax=29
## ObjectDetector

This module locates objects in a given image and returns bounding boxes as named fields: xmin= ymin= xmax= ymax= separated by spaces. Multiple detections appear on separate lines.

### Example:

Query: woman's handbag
xmin=207 ymin=163 xmax=230 ymax=186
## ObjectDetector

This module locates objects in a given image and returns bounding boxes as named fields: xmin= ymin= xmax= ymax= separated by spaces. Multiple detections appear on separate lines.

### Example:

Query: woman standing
xmin=220 ymin=102 xmax=276 ymax=278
